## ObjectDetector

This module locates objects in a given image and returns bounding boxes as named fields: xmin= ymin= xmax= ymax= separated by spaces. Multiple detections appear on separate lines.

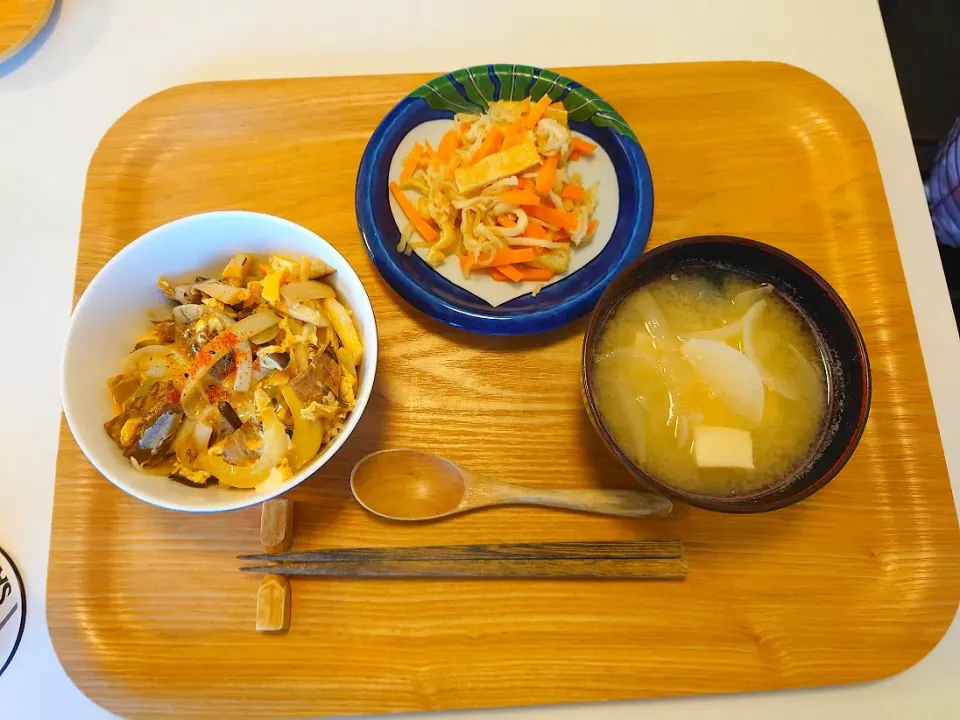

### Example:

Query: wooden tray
xmin=0 ymin=0 xmax=54 ymax=63
xmin=48 ymin=62 xmax=960 ymax=719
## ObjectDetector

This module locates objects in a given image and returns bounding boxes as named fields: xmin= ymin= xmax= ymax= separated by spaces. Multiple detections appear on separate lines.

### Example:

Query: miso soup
xmin=591 ymin=268 xmax=827 ymax=496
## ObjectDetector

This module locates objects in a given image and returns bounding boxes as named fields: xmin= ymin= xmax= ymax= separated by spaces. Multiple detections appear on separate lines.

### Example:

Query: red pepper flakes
xmin=187 ymin=330 xmax=239 ymax=378
xmin=204 ymin=385 xmax=230 ymax=403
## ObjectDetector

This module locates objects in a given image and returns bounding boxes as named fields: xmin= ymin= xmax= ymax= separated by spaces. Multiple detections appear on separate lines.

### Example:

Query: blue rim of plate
xmin=356 ymin=63 xmax=654 ymax=335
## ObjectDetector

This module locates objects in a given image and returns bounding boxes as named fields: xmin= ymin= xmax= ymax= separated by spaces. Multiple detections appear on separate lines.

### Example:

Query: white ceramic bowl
xmin=61 ymin=211 xmax=379 ymax=513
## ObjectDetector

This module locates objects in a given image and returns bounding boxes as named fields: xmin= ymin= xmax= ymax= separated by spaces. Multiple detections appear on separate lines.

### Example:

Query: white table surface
xmin=2 ymin=0 xmax=958 ymax=717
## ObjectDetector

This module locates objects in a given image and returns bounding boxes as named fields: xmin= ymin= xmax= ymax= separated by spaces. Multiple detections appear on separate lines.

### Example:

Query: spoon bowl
xmin=350 ymin=449 xmax=672 ymax=521
xmin=351 ymin=450 xmax=468 ymax=521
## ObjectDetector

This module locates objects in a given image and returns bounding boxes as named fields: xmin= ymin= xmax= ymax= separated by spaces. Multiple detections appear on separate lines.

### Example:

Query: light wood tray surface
xmin=48 ymin=62 xmax=960 ymax=719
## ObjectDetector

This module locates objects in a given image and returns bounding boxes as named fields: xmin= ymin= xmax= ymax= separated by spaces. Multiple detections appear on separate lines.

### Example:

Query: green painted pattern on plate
xmin=408 ymin=64 xmax=638 ymax=143
xmin=449 ymin=67 xmax=495 ymax=110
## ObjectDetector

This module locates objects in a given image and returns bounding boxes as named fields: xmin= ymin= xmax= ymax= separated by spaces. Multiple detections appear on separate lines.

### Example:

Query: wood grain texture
xmin=259 ymin=499 xmax=293 ymax=553
xmin=47 ymin=62 xmax=960 ymax=718
xmin=0 ymin=0 xmax=54 ymax=62
xmin=255 ymin=575 xmax=290 ymax=632
xmin=239 ymin=540 xmax=685 ymax=562
xmin=240 ymin=558 xmax=688 ymax=579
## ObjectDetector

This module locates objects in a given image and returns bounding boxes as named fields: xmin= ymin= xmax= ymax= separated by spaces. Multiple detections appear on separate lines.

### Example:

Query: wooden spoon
xmin=350 ymin=449 xmax=673 ymax=521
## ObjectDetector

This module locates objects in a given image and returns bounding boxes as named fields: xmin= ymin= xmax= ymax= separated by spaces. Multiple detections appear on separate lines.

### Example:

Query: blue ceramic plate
xmin=356 ymin=64 xmax=654 ymax=335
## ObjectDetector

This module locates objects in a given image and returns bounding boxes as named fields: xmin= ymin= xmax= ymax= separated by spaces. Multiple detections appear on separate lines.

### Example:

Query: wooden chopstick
xmin=238 ymin=540 xmax=683 ymax=562
xmin=238 ymin=541 xmax=687 ymax=580
xmin=240 ymin=558 xmax=686 ymax=579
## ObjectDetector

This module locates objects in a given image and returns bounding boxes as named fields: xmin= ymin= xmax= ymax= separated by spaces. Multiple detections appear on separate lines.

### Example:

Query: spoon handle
xmin=474 ymin=478 xmax=672 ymax=517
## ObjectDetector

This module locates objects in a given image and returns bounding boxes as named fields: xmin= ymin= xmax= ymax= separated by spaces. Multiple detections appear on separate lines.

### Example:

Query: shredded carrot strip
xmin=470 ymin=128 xmax=504 ymax=164
xmin=437 ymin=130 xmax=460 ymax=163
xmin=516 ymin=267 xmax=555 ymax=281
xmin=390 ymin=181 xmax=438 ymax=242
xmin=525 ymin=220 xmax=548 ymax=239
xmin=489 ymin=267 xmax=511 ymax=281
xmin=536 ymin=153 xmax=559 ymax=196
xmin=571 ymin=137 xmax=597 ymax=154
xmin=523 ymin=204 xmax=579 ymax=232
xmin=560 ymin=184 xmax=584 ymax=200
xmin=460 ymin=123 xmax=470 ymax=133
xmin=549 ymin=101 xmax=564 ymax=109
xmin=587 ymin=220 xmax=598 ymax=235
xmin=497 ymin=214 xmax=517 ymax=228
xmin=400 ymin=144 xmax=423 ymax=181
xmin=491 ymin=249 xmax=538 ymax=266
xmin=522 ymin=94 xmax=553 ymax=129
xmin=500 ymin=190 xmax=541 ymax=206
xmin=501 ymin=122 xmax=522 ymax=150
xmin=497 ymin=264 xmax=524 ymax=282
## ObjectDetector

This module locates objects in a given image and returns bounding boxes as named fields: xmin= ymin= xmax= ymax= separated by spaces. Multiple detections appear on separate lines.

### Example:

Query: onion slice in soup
xmin=741 ymin=306 xmax=820 ymax=401
xmin=617 ymin=390 xmax=647 ymax=464
xmin=680 ymin=338 xmax=765 ymax=426
xmin=733 ymin=283 xmax=773 ymax=309
xmin=681 ymin=299 xmax=766 ymax=343
xmin=742 ymin=307 xmax=799 ymax=400
xmin=633 ymin=290 xmax=675 ymax=351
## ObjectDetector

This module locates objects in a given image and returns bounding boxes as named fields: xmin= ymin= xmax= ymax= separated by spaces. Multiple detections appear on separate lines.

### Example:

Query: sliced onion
xmin=207 ymin=306 xmax=237 ymax=327
xmin=122 ymin=345 xmax=188 ymax=379
xmin=193 ymin=280 xmax=247 ymax=305
xmin=196 ymin=403 xmax=289 ymax=488
xmin=682 ymin=299 xmax=766 ymax=343
xmin=322 ymin=297 xmax=363 ymax=365
xmin=130 ymin=456 xmax=177 ymax=476
xmin=182 ymin=387 xmax=212 ymax=420
xmin=179 ymin=310 xmax=278 ymax=409
xmin=742 ymin=308 xmax=814 ymax=401
xmin=336 ymin=346 xmax=357 ymax=379
xmin=681 ymin=338 xmax=765 ymax=426
xmin=192 ymin=419 xmax=213 ymax=450
xmin=734 ymin=283 xmax=773 ymax=308
xmin=173 ymin=304 xmax=204 ymax=325
xmin=277 ymin=300 xmax=329 ymax=327
xmin=231 ymin=309 xmax=280 ymax=341
xmin=482 ymin=176 xmax=519 ymax=195
xmin=172 ymin=418 xmax=196 ymax=466
xmin=475 ymin=223 xmax=500 ymax=244
xmin=279 ymin=385 xmax=324 ymax=470
xmin=571 ymin=207 xmax=589 ymax=245
xmin=249 ymin=324 xmax=279 ymax=345
xmin=495 ymin=209 xmax=529 ymax=237
xmin=634 ymin=290 xmax=676 ymax=351
xmin=613 ymin=379 xmax=646 ymax=465
xmin=233 ymin=341 xmax=253 ymax=393
xmin=281 ymin=280 xmax=336 ymax=304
